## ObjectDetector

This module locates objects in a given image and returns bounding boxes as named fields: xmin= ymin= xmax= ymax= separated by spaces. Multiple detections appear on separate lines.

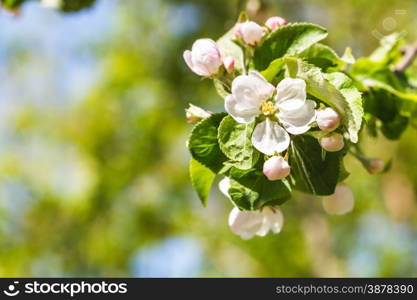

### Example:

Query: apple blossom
xmin=183 ymin=39 xmax=223 ymax=77
xmin=185 ymin=104 xmax=211 ymax=123
xmin=320 ymin=133 xmax=344 ymax=152
xmin=322 ymin=183 xmax=354 ymax=215
xmin=222 ymin=56 xmax=235 ymax=73
xmin=316 ymin=107 xmax=341 ymax=131
xmin=225 ymin=71 xmax=316 ymax=155
xmin=263 ymin=156 xmax=291 ymax=181
xmin=228 ymin=206 xmax=284 ymax=239
xmin=234 ymin=21 xmax=266 ymax=46
xmin=265 ymin=16 xmax=288 ymax=31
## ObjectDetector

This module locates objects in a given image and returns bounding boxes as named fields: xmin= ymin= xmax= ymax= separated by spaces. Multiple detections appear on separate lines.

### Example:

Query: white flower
xmin=183 ymin=39 xmax=223 ymax=77
xmin=320 ymin=133 xmax=344 ymax=152
xmin=322 ymin=183 xmax=354 ymax=215
xmin=234 ymin=21 xmax=266 ymax=46
xmin=225 ymin=71 xmax=316 ymax=155
xmin=228 ymin=207 xmax=284 ymax=239
xmin=316 ymin=107 xmax=340 ymax=131
xmin=265 ymin=16 xmax=288 ymax=31
xmin=263 ymin=156 xmax=291 ymax=181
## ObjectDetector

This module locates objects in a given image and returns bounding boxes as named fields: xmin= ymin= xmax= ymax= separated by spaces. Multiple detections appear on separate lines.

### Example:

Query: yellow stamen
xmin=261 ymin=100 xmax=277 ymax=116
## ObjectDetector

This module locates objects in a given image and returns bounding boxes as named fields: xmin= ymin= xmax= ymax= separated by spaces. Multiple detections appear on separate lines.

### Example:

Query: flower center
xmin=261 ymin=100 xmax=277 ymax=116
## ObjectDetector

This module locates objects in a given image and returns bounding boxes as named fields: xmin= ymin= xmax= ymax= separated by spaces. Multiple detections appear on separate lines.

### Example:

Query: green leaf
xmin=359 ymin=77 xmax=417 ymax=104
xmin=369 ymin=33 xmax=402 ymax=64
xmin=213 ymin=78 xmax=231 ymax=98
xmin=188 ymin=113 xmax=227 ymax=172
xmin=289 ymin=135 xmax=343 ymax=195
xmin=260 ymin=58 xmax=285 ymax=83
xmin=1 ymin=0 xmax=25 ymax=9
xmin=299 ymin=43 xmax=341 ymax=70
xmin=325 ymin=72 xmax=364 ymax=144
xmin=341 ymin=47 xmax=355 ymax=64
xmin=284 ymin=57 xmax=363 ymax=143
xmin=189 ymin=159 xmax=216 ymax=206
xmin=228 ymin=167 xmax=292 ymax=210
xmin=218 ymin=116 xmax=260 ymax=169
xmin=253 ymin=23 xmax=328 ymax=70
xmin=363 ymin=88 xmax=409 ymax=140
xmin=338 ymin=159 xmax=350 ymax=182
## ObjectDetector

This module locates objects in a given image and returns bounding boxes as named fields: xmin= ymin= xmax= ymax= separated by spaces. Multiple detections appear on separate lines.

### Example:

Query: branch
xmin=394 ymin=42 xmax=417 ymax=73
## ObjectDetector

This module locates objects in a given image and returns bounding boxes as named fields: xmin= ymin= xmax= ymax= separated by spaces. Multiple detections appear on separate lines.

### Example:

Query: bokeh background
xmin=1 ymin=0 xmax=417 ymax=277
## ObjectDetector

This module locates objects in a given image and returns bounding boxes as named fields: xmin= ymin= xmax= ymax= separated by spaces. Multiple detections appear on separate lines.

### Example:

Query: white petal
xmin=232 ymin=75 xmax=264 ymax=106
xmin=252 ymin=119 xmax=290 ymax=155
xmin=184 ymin=50 xmax=207 ymax=76
xmin=262 ymin=208 xmax=284 ymax=234
xmin=218 ymin=177 xmax=231 ymax=198
xmin=248 ymin=71 xmax=276 ymax=100
xmin=275 ymin=78 xmax=307 ymax=111
xmin=225 ymin=94 xmax=258 ymax=124
xmin=228 ymin=207 xmax=263 ymax=240
xmin=278 ymin=100 xmax=317 ymax=135
xmin=254 ymin=208 xmax=284 ymax=236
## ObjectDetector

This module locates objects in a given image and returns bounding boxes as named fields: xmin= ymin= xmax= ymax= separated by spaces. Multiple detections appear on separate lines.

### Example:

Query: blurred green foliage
xmin=0 ymin=0 xmax=417 ymax=277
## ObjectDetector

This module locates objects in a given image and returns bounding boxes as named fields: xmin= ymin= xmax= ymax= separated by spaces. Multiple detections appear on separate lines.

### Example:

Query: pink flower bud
xmin=263 ymin=156 xmax=291 ymax=181
xmin=368 ymin=158 xmax=384 ymax=174
xmin=322 ymin=183 xmax=354 ymax=215
xmin=185 ymin=104 xmax=211 ymax=123
xmin=316 ymin=107 xmax=341 ymax=131
xmin=223 ymin=56 xmax=235 ymax=73
xmin=233 ymin=23 xmax=243 ymax=39
xmin=265 ymin=16 xmax=288 ymax=31
xmin=237 ymin=21 xmax=266 ymax=46
xmin=320 ymin=133 xmax=344 ymax=152
xmin=183 ymin=39 xmax=223 ymax=77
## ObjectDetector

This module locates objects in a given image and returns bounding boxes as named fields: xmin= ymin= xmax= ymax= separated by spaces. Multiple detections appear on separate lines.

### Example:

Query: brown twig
xmin=394 ymin=42 xmax=417 ymax=73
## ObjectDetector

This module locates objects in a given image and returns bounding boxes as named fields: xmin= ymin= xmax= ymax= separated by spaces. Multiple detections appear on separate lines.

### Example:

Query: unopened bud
xmin=316 ymin=107 xmax=340 ymax=132
xmin=223 ymin=56 xmax=235 ymax=73
xmin=185 ymin=104 xmax=211 ymax=123
xmin=368 ymin=158 xmax=384 ymax=174
xmin=320 ymin=133 xmax=344 ymax=152
xmin=322 ymin=183 xmax=354 ymax=215
xmin=263 ymin=156 xmax=291 ymax=181
xmin=183 ymin=39 xmax=223 ymax=77
xmin=265 ymin=16 xmax=288 ymax=31
xmin=234 ymin=21 xmax=266 ymax=46
xmin=233 ymin=23 xmax=243 ymax=39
